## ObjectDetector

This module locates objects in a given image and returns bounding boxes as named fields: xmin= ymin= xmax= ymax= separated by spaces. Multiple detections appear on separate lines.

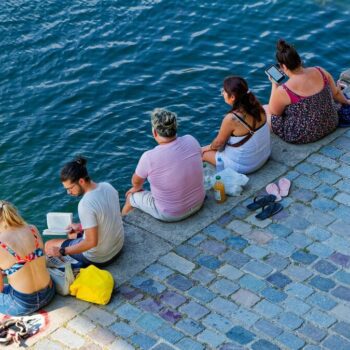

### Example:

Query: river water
xmin=1 ymin=0 xmax=349 ymax=229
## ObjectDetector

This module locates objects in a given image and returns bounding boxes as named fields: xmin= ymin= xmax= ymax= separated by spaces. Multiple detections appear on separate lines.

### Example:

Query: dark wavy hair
xmin=275 ymin=39 xmax=302 ymax=71
xmin=223 ymin=76 xmax=265 ymax=122
xmin=60 ymin=156 xmax=90 ymax=183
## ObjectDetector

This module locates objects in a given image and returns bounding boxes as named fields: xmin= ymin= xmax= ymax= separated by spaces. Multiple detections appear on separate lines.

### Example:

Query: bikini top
xmin=0 ymin=226 xmax=44 ymax=276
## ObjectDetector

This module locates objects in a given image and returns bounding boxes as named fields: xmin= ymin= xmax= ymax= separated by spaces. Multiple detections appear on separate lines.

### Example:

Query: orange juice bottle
xmin=213 ymin=175 xmax=226 ymax=203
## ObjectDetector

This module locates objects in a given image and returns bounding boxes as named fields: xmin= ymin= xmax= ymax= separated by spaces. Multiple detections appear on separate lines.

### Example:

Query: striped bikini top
xmin=0 ymin=226 xmax=44 ymax=276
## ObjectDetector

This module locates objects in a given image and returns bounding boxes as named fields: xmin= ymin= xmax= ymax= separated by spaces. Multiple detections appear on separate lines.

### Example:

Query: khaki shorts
xmin=130 ymin=190 xmax=203 ymax=222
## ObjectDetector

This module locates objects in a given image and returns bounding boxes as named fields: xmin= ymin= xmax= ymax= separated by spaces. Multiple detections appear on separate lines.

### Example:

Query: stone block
xmin=307 ymin=293 xmax=337 ymax=310
xmin=331 ymin=304 xmax=350 ymax=321
xmin=115 ymin=303 xmax=143 ymax=322
xmin=294 ymin=175 xmax=321 ymax=190
xmin=145 ymin=263 xmax=174 ymax=280
xmin=197 ymin=329 xmax=226 ymax=348
xmin=283 ymin=297 xmax=311 ymax=315
xmin=334 ymin=192 xmax=350 ymax=206
xmin=188 ymin=234 xmax=206 ymax=246
xmin=199 ymin=239 xmax=227 ymax=255
xmin=109 ymin=339 xmax=135 ymax=350
xmin=286 ymin=282 xmax=314 ymax=298
xmin=287 ymin=232 xmax=312 ymax=248
xmin=159 ymin=308 xmax=182 ymax=324
xmin=160 ymin=291 xmax=186 ymax=308
xmin=175 ymin=244 xmax=201 ymax=260
xmin=87 ymin=326 xmax=116 ymax=346
xmin=196 ymin=254 xmax=222 ymax=270
xmin=208 ymin=297 xmax=239 ymax=318
xmin=292 ymin=188 xmax=317 ymax=201
xmin=323 ymin=335 xmax=350 ymax=350
xmin=309 ymin=276 xmax=336 ymax=292
xmin=188 ymin=286 xmax=215 ymax=303
xmin=109 ymin=322 xmax=135 ymax=338
xmin=336 ymin=164 xmax=350 ymax=178
xmin=137 ymin=298 xmax=162 ymax=313
xmin=295 ymin=162 xmax=320 ymax=175
xmin=176 ymin=318 xmax=204 ymax=336
xmin=176 ymin=338 xmax=204 ymax=350
xmin=251 ymin=339 xmax=280 ymax=350
xmin=261 ymin=287 xmax=287 ymax=303
xmin=335 ymin=271 xmax=350 ymax=285
xmin=226 ymin=220 xmax=252 ymax=234
xmin=246 ymin=230 xmax=273 ymax=244
xmin=220 ymin=250 xmax=250 ymax=268
xmin=152 ymin=344 xmax=177 ymax=350
xmin=239 ymin=274 xmax=267 ymax=292
xmin=179 ymin=301 xmax=209 ymax=320
xmin=244 ymin=245 xmax=269 ymax=259
xmin=254 ymin=319 xmax=282 ymax=338
xmin=333 ymin=321 xmax=350 ymax=340
xmin=83 ymin=306 xmax=117 ymax=327
xmin=308 ymin=242 xmax=334 ymax=258
xmin=156 ymin=325 xmax=184 ymax=344
xmin=210 ymin=278 xmax=239 ymax=297
xmin=130 ymin=276 xmax=166 ymax=296
xmin=267 ymin=239 xmax=295 ymax=257
xmin=268 ymin=223 xmax=292 ymax=238
xmin=67 ymin=315 xmax=96 ymax=335
xmin=314 ymin=183 xmax=337 ymax=198
xmin=226 ymin=326 xmax=255 ymax=345
xmin=284 ymin=265 xmax=312 ymax=282
xmin=305 ymin=308 xmax=337 ymax=328
xmin=298 ymin=322 xmax=327 ymax=342
xmin=335 ymin=180 xmax=350 ymax=194
xmin=234 ymin=307 xmax=260 ymax=326
xmin=51 ymin=328 xmax=85 ymax=348
xmin=203 ymin=224 xmax=231 ymax=240
xmin=159 ymin=252 xmax=195 ymax=275
xmin=306 ymin=226 xmax=331 ymax=241
xmin=191 ymin=267 xmax=215 ymax=285
xmin=267 ymin=272 xmax=292 ymax=288
xmin=330 ymin=252 xmax=350 ymax=268
xmin=315 ymin=170 xmax=341 ymax=184
xmin=265 ymin=255 xmax=290 ymax=270
xmin=291 ymin=250 xmax=318 ymax=265
xmin=167 ymin=274 xmax=193 ymax=291
xmin=277 ymin=312 xmax=303 ymax=330
xmin=243 ymin=260 xmax=272 ymax=277
xmin=313 ymin=260 xmax=337 ymax=275
xmin=130 ymin=333 xmax=157 ymax=350
xmin=308 ymin=154 xmax=339 ymax=170
xmin=319 ymin=145 xmax=344 ymax=158
xmin=225 ymin=236 xmax=249 ymax=250
xmin=277 ymin=332 xmax=304 ymax=350
xmin=202 ymin=312 xmax=232 ymax=333
xmin=217 ymin=264 xmax=243 ymax=280
xmin=331 ymin=286 xmax=350 ymax=301
xmin=283 ymin=215 xmax=311 ymax=230
xmin=254 ymin=299 xmax=282 ymax=318
xmin=231 ymin=289 xmax=260 ymax=308
xmin=311 ymin=198 xmax=338 ymax=211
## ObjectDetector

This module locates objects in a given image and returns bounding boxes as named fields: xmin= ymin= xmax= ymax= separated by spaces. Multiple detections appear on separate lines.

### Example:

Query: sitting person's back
xmin=122 ymin=109 xmax=205 ymax=221
xmin=0 ymin=201 xmax=55 ymax=316
xmin=266 ymin=39 xmax=350 ymax=144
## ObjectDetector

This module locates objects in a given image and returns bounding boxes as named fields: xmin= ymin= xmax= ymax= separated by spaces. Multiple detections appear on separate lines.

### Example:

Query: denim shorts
xmin=0 ymin=282 xmax=55 ymax=316
xmin=61 ymin=237 xmax=122 ymax=268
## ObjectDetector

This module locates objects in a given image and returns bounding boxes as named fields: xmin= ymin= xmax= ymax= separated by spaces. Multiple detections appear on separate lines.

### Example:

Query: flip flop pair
xmin=266 ymin=178 xmax=291 ymax=202
xmin=246 ymin=194 xmax=283 ymax=220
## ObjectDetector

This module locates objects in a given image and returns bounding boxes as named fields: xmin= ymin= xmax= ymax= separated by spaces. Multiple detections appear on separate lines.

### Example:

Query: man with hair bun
xmin=122 ymin=108 xmax=205 ymax=221
xmin=45 ymin=156 xmax=124 ymax=267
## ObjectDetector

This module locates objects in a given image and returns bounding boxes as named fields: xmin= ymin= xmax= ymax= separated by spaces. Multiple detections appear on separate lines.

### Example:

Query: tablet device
xmin=265 ymin=64 xmax=285 ymax=84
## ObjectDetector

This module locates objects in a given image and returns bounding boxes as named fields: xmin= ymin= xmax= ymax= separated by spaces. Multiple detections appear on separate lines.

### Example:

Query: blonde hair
xmin=0 ymin=200 xmax=26 ymax=228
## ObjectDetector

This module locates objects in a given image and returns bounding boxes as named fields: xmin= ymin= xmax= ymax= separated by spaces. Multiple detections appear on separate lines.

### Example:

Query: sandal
xmin=255 ymin=202 xmax=283 ymax=220
xmin=246 ymin=194 xmax=277 ymax=211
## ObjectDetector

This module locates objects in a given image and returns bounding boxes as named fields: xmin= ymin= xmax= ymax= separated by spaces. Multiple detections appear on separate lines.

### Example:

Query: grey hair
xmin=151 ymin=108 xmax=177 ymax=137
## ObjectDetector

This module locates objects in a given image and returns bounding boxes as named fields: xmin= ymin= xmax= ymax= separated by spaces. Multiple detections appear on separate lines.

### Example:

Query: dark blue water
xmin=1 ymin=0 xmax=349 ymax=229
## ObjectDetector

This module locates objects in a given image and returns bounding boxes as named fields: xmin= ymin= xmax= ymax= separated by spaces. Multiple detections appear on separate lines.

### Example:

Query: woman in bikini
xmin=202 ymin=76 xmax=271 ymax=174
xmin=0 ymin=201 xmax=55 ymax=316
xmin=266 ymin=39 xmax=350 ymax=144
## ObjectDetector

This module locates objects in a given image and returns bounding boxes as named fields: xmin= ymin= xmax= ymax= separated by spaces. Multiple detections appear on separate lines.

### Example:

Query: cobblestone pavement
xmin=33 ymin=131 xmax=350 ymax=350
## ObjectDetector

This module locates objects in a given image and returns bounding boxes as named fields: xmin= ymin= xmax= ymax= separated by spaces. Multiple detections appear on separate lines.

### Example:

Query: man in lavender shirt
xmin=122 ymin=108 xmax=205 ymax=222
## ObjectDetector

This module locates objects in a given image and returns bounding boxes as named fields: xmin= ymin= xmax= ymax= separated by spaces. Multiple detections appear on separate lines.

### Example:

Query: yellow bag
xmin=69 ymin=265 xmax=114 ymax=305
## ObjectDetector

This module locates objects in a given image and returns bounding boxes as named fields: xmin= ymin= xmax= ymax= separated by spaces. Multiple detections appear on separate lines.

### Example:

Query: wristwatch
xmin=59 ymin=247 xmax=66 ymax=256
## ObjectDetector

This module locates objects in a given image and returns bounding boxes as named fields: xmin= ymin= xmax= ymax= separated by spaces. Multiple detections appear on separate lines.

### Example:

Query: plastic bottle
xmin=203 ymin=163 xmax=212 ymax=191
xmin=216 ymin=157 xmax=225 ymax=173
xmin=213 ymin=175 xmax=227 ymax=203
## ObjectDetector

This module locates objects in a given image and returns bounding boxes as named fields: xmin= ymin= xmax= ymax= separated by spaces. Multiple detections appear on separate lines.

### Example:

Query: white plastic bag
xmin=48 ymin=262 xmax=75 ymax=296
xmin=214 ymin=167 xmax=249 ymax=196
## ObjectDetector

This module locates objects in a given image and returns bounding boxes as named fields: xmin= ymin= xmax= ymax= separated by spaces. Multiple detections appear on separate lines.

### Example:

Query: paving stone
xmin=286 ymin=282 xmax=314 ymax=298
xmin=217 ymin=212 xmax=235 ymax=226
xmin=335 ymin=271 xmax=350 ymax=285
xmin=294 ymin=175 xmax=321 ymax=190
xmin=217 ymin=264 xmax=243 ymax=281
xmin=116 ymin=303 xmax=143 ymax=322
xmin=334 ymin=192 xmax=350 ymax=206
xmin=156 ymin=325 xmax=184 ymax=344
xmin=220 ymin=250 xmax=250 ymax=268
xmin=304 ymin=308 xmax=337 ymax=328
xmin=265 ymin=255 xmax=290 ymax=270
xmin=203 ymin=224 xmax=231 ymax=240
xmin=179 ymin=301 xmax=209 ymax=320
xmin=226 ymin=326 xmax=255 ymax=345
xmin=308 ymin=154 xmax=339 ymax=170
xmin=152 ymin=344 xmax=176 ymax=350
xmin=332 ymin=321 xmax=350 ymax=340
xmin=267 ymin=272 xmax=292 ymax=288
xmin=285 ymin=170 xmax=300 ymax=180
xmin=131 ymin=276 xmax=166 ymax=296
xmin=160 ymin=290 xmax=187 ymax=308
xmin=332 ymin=205 xmax=350 ymax=224
xmin=159 ymin=308 xmax=182 ymax=324
xmin=267 ymin=239 xmax=295 ymax=257
xmin=289 ymin=203 xmax=314 ymax=217
xmin=309 ymin=276 xmax=336 ymax=292
xmin=226 ymin=220 xmax=252 ymax=234
xmin=330 ymin=252 xmax=350 ymax=268
xmin=246 ymin=230 xmax=273 ymax=244
xmin=287 ymin=232 xmax=312 ymax=248
xmin=311 ymin=198 xmax=338 ymax=212
xmin=88 ymin=326 xmax=116 ymax=346
xmin=67 ymin=315 xmax=96 ymax=335
xmin=307 ymin=293 xmax=337 ymax=311
xmin=239 ymin=274 xmax=267 ymax=292
xmin=191 ymin=267 xmax=215 ymax=285
xmin=308 ymin=211 xmax=335 ymax=226
xmin=83 ymin=306 xmax=117 ymax=327
xmin=284 ymin=215 xmax=311 ymax=230
xmin=51 ymin=328 xmax=85 ymax=348
xmin=331 ymin=285 xmax=350 ymax=301
xmin=325 ymin=234 xmax=350 ymax=254
xmin=197 ymin=329 xmax=226 ymax=348
xmin=295 ymin=162 xmax=321 ymax=175
xmin=109 ymin=339 xmax=135 ymax=350
xmin=188 ymin=234 xmax=206 ymax=246
xmin=234 ymin=307 xmax=260 ymax=326
xmin=176 ymin=318 xmax=204 ymax=336
xmin=251 ymin=339 xmax=280 ymax=350
xmin=196 ymin=254 xmax=222 ymax=270
xmin=244 ymin=245 xmax=269 ymax=259
xmin=314 ymin=183 xmax=337 ymax=198
xmin=160 ymin=253 xmax=195 ymax=275
xmin=336 ymin=164 xmax=350 ymax=178
xmin=277 ymin=312 xmax=303 ymax=330
xmin=254 ymin=299 xmax=283 ymax=318
xmin=319 ymin=145 xmax=344 ymax=158
xmin=136 ymin=313 xmax=165 ymax=332
xmin=328 ymin=220 xmax=350 ymax=238
xmin=246 ymin=213 xmax=272 ymax=228
xmin=254 ymin=319 xmax=283 ymax=338
xmin=219 ymin=343 xmax=245 ymax=350
xmin=176 ymin=337 xmax=204 ymax=350
xmin=306 ymin=226 xmax=331 ymax=241
xmin=315 ymin=170 xmax=341 ymax=184
xmin=331 ymin=304 xmax=350 ymax=321
xmin=202 ymin=312 xmax=232 ymax=333
xmin=230 ymin=206 xmax=250 ymax=219
xmin=298 ymin=322 xmax=327 ymax=342
xmin=313 ymin=259 xmax=337 ymax=275
xmin=145 ymin=263 xmax=174 ymax=280
xmin=277 ymin=331 xmax=304 ymax=350
xmin=210 ymin=278 xmax=239 ymax=297
xmin=77 ymin=344 xmax=102 ymax=350
xmin=308 ymin=242 xmax=334 ymax=258
xmin=167 ymin=274 xmax=193 ymax=291
xmin=225 ymin=236 xmax=249 ymax=250
xmin=138 ymin=298 xmax=163 ymax=313
xmin=284 ymin=265 xmax=312 ymax=282
xmin=243 ymin=260 xmax=272 ymax=277
xmin=291 ymin=188 xmax=317 ymax=201
xmin=109 ymin=322 xmax=135 ymax=338
xmin=199 ymin=239 xmax=227 ymax=255
xmin=335 ymin=179 xmax=350 ymax=194
xmin=119 ymin=285 xmax=144 ymax=302
xmin=323 ymin=335 xmax=350 ymax=350
xmin=231 ymin=288 xmax=260 ymax=308
xmin=175 ymin=244 xmax=201 ymax=259
xmin=131 ymin=333 xmax=157 ymax=350
xmin=208 ymin=297 xmax=239 ymax=318
xmin=291 ymin=250 xmax=318 ymax=265
xmin=261 ymin=287 xmax=287 ymax=303
xmin=188 ymin=286 xmax=215 ymax=303
xmin=268 ymin=224 xmax=292 ymax=238
xmin=283 ymin=297 xmax=311 ymax=315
